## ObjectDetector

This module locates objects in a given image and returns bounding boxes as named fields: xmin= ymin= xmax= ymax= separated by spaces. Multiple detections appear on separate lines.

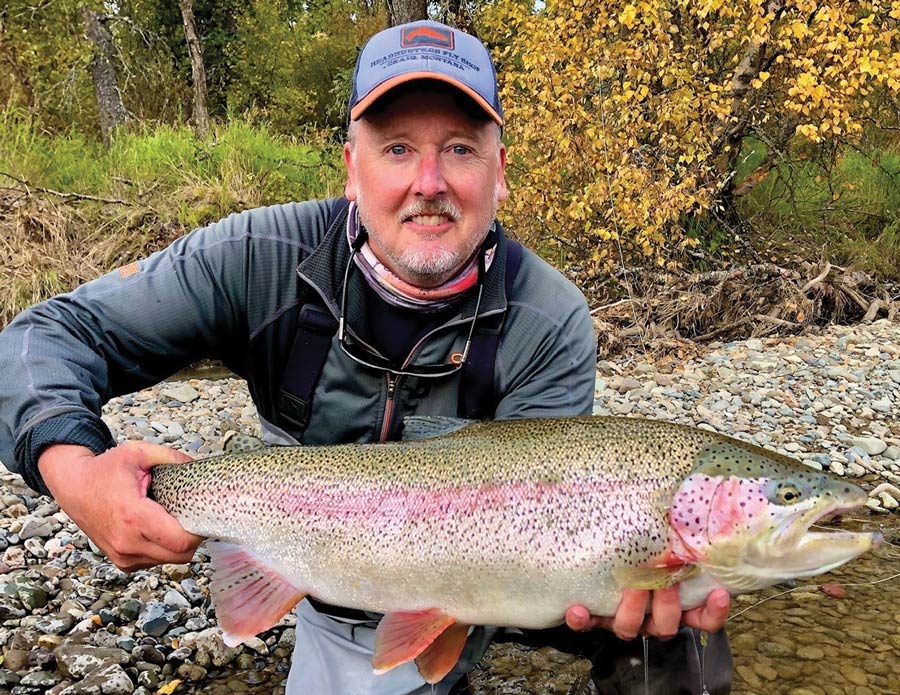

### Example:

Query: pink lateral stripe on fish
xmin=149 ymin=415 xmax=881 ymax=685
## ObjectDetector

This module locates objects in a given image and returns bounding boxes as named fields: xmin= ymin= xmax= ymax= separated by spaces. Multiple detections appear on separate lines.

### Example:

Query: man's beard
xmin=357 ymin=193 xmax=498 ymax=287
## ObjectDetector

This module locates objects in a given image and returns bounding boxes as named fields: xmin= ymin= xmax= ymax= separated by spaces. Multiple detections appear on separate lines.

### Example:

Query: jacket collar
xmin=297 ymin=199 xmax=512 ymax=321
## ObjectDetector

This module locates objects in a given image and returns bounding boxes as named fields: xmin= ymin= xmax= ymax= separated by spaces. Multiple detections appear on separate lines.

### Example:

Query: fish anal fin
xmin=372 ymin=609 xmax=456 ymax=675
xmin=613 ymin=564 xmax=700 ymax=590
xmin=415 ymin=622 xmax=470 ymax=684
xmin=206 ymin=540 xmax=305 ymax=647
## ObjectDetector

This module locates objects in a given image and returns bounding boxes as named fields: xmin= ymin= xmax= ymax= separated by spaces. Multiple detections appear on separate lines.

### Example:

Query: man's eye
xmin=389 ymin=145 xmax=407 ymax=155
xmin=451 ymin=145 xmax=471 ymax=155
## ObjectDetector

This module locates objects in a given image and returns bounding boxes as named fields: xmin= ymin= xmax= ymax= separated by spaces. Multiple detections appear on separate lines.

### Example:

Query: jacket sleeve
xmin=0 ymin=210 xmax=264 ymax=494
xmin=493 ymin=259 xmax=596 ymax=419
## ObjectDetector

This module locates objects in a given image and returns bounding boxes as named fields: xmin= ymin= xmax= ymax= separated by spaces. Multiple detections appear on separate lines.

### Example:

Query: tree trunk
xmin=82 ymin=8 xmax=127 ymax=146
xmin=178 ymin=0 xmax=210 ymax=137
xmin=387 ymin=0 xmax=428 ymax=26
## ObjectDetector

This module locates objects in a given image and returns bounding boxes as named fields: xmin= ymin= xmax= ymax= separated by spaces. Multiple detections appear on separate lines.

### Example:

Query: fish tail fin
xmin=207 ymin=540 xmax=305 ymax=646
xmin=373 ymin=609 xmax=460 ymax=681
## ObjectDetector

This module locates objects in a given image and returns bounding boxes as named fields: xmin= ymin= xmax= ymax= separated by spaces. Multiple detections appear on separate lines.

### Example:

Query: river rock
xmin=60 ymin=663 xmax=135 ymax=695
xmin=850 ymin=436 xmax=888 ymax=456
xmin=54 ymin=645 xmax=130 ymax=680
xmin=20 ymin=670 xmax=61 ymax=687
xmin=186 ymin=628 xmax=241 ymax=667
xmin=160 ymin=383 xmax=200 ymax=404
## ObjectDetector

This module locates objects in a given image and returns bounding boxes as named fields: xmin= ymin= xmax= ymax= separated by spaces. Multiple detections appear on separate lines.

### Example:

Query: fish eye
xmin=777 ymin=485 xmax=802 ymax=505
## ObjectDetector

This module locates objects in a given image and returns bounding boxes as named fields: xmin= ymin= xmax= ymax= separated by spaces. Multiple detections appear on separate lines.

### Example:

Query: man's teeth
xmin=411 ymin=215 xmax=447 ymax=226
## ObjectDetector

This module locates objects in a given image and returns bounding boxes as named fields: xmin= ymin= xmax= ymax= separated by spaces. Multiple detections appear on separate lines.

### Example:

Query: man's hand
xmin=565 ymin=587 xmax=731 ymax=640
xmin=39 ymin=441 xmax=203 ymax=571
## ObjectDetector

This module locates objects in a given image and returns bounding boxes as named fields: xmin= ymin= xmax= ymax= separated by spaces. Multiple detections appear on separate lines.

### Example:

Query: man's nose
xmin=414 ymin=153 xmax=447 ymax=198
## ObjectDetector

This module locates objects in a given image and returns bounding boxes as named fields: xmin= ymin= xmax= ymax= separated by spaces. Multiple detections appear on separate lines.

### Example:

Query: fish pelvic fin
xmin=415 ymin=622 xmax=470 ymax=684
xmin=206 ymin=540 xmax=305 ymax=647
xmin=372 ymin=609 xmax=457 ymax=679
xmin=612 ymin=564 xmax=700 ymax=590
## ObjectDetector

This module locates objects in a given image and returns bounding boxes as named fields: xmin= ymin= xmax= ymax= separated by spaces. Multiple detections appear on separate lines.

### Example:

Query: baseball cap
xmin=348 ymin=20 xmax=503 ymax=127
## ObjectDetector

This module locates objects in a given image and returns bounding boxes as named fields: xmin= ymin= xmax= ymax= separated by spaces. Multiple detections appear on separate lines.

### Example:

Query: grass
xmin=733 ymin=137 xmax=900 ymax=278
xmin=0 ymin=111 xmax=345 ymax=326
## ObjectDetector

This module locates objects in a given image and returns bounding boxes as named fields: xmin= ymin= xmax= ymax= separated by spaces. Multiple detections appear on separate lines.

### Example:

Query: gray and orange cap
xmin=348 ymin=20 xmax=503 ymax=127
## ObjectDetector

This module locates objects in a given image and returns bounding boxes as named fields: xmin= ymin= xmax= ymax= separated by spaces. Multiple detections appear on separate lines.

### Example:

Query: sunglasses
xmin=336 ymin=232 xmax=485 ymax=378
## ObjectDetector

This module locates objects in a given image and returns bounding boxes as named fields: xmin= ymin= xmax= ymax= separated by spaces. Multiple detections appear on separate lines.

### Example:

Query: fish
xmin=148 ymin=415 xmax=881 ymax=684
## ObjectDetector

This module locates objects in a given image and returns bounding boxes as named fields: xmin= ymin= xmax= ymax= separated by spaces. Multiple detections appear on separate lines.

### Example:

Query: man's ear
xmin=496 ymin=143 xmax=508 ymax=202
xmin=343 ymin=142 xmax=358 ymax=201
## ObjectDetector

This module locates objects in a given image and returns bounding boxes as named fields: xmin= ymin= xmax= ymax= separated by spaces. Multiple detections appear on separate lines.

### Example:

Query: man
xmin=0 ymin=19 xmax=730 ymax=695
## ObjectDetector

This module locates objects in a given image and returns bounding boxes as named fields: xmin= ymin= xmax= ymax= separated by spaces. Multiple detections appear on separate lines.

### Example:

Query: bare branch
xmin=0 ymin=172 xmax=132 ymax=205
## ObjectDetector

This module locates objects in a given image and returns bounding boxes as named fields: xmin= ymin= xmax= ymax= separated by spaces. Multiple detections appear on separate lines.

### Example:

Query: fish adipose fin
xmin=612 ymin=564 xmax=700 ymax=590
xmin=206 ymin=540 xmax=305 ymax=647
xmin=372 ymin=609 xmax=460 ymax=681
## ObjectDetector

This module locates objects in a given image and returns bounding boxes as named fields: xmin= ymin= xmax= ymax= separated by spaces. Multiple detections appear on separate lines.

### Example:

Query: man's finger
xmin=565 ymin=605 xmax=591 ymax=631
xmin=682 ymin=589 xmax=730 ymax=632
xmin=126 ymin=440 xmax=194 ymax=467
xmin=612 ymin=589 xmax=650 ymax=640
xmin=643 ymin=586 xmax=682 ymax=639
xmin=139 ymin=499 xmax=203 ymax=555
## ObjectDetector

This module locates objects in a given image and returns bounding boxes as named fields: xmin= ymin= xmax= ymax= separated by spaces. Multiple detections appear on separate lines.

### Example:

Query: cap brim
xmin=350 ymin=72 xmax=503 ymax=126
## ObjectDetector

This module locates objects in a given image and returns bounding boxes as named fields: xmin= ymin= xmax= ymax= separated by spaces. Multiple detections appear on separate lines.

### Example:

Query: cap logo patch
xmin=401 ymin=26 xmax=454 ymax=50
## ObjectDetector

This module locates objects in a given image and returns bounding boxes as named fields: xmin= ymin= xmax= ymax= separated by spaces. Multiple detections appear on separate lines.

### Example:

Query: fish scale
xmin=149 ymin=415 xmax=880 ymax=684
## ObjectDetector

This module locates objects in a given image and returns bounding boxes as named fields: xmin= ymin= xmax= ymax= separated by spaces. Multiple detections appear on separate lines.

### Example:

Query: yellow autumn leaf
xmin=156 ymin=681 xmax=183 ymax=695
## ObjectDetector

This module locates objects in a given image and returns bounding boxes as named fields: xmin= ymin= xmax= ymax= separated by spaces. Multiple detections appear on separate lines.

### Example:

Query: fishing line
xmin=690 ymin=630 xmax=711 ymax=695
xmin=726 ymin=570 xmax=900 ymax=622
xmin=642 ymin=634 xmax=650 ymax=695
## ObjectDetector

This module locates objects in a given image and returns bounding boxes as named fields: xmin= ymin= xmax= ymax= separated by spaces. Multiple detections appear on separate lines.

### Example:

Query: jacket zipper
xmin=379 ymin=375 xmax=398 ymax=442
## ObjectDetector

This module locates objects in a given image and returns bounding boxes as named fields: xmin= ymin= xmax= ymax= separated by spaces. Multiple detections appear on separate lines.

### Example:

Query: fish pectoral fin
xmin=372 ymin=609 xmax=457 ymax=676
xmin=612 ymin=564 xmax=700 ymax=590
xmin=206 ymin=540 xmax=305 ymax=647
xmin=415 ymin=622 xmax=470 ymax=684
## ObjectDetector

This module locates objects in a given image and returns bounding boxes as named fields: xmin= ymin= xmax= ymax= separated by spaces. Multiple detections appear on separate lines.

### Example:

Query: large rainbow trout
xmin=149 ymin=416 xmax=880 ymax=683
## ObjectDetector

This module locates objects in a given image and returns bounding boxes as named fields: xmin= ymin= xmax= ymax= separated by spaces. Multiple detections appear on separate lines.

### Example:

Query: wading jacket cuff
xmin=15 ymin=414 xmax=116 ymax=497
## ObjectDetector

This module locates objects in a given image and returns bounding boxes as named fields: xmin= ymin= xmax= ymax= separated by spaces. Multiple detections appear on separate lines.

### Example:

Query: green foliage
xmin=227 ymin=0 xmax=386 ymax=130
xmin=1 ymin=111 xmax=343 ymax=215
xmin=0 ymin=108 xmax=345 ymax=323
xmin=733 ymin=137 xmax=900 ymax=276
xmin=0 ymin=0 xmax=101 ymax=129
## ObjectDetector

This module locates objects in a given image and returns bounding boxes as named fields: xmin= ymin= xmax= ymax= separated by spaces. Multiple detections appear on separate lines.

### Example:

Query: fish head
xmin=667 ymin=439 xmax=881 ymax=593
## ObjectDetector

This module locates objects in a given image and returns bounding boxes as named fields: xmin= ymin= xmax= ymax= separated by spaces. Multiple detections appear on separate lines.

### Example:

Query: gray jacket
xmin=0 ymin=199 xmax=596 ymax=494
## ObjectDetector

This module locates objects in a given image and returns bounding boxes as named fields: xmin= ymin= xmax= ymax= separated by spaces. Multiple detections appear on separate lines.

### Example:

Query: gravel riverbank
xmin=2 ymin=320 xmax=900 ymax=694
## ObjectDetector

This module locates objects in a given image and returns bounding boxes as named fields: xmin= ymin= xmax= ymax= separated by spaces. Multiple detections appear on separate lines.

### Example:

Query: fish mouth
xmin=750 ymin=498 xmax=881 ymax=579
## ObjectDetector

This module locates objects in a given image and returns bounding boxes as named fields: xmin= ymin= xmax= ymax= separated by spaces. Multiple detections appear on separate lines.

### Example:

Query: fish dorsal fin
xmin=206 ymin=540 xmax=305 ymax=647
xmin=612 ymin=564 xmax=700 ymax=590
xmin=223 ymin=431 xmax=267 ymax=453
xmin=401 ymin=416 xmax=474 ymax=441
xmin=414 ymin=622 xmax=470 ymax=684
xmin=372 ymin=609 xmax=457 ymax=676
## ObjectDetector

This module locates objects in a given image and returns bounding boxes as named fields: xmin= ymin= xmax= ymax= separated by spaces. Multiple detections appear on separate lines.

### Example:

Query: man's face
xmin=344 ymin=88 xmax=507 ymax=288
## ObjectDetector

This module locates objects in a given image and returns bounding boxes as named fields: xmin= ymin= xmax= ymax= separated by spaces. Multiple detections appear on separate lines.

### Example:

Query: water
xmin=727 ymin=512 xmax=900 ymax=695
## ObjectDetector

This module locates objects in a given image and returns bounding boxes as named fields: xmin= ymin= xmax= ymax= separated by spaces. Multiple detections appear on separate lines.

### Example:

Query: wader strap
xmin=278 ymin=198 xmax=350 ymax=432
xmin=279 ymin=305 xmax=338 ymax=429
xmin=458 ymin=240 xmax=523 ymax=419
